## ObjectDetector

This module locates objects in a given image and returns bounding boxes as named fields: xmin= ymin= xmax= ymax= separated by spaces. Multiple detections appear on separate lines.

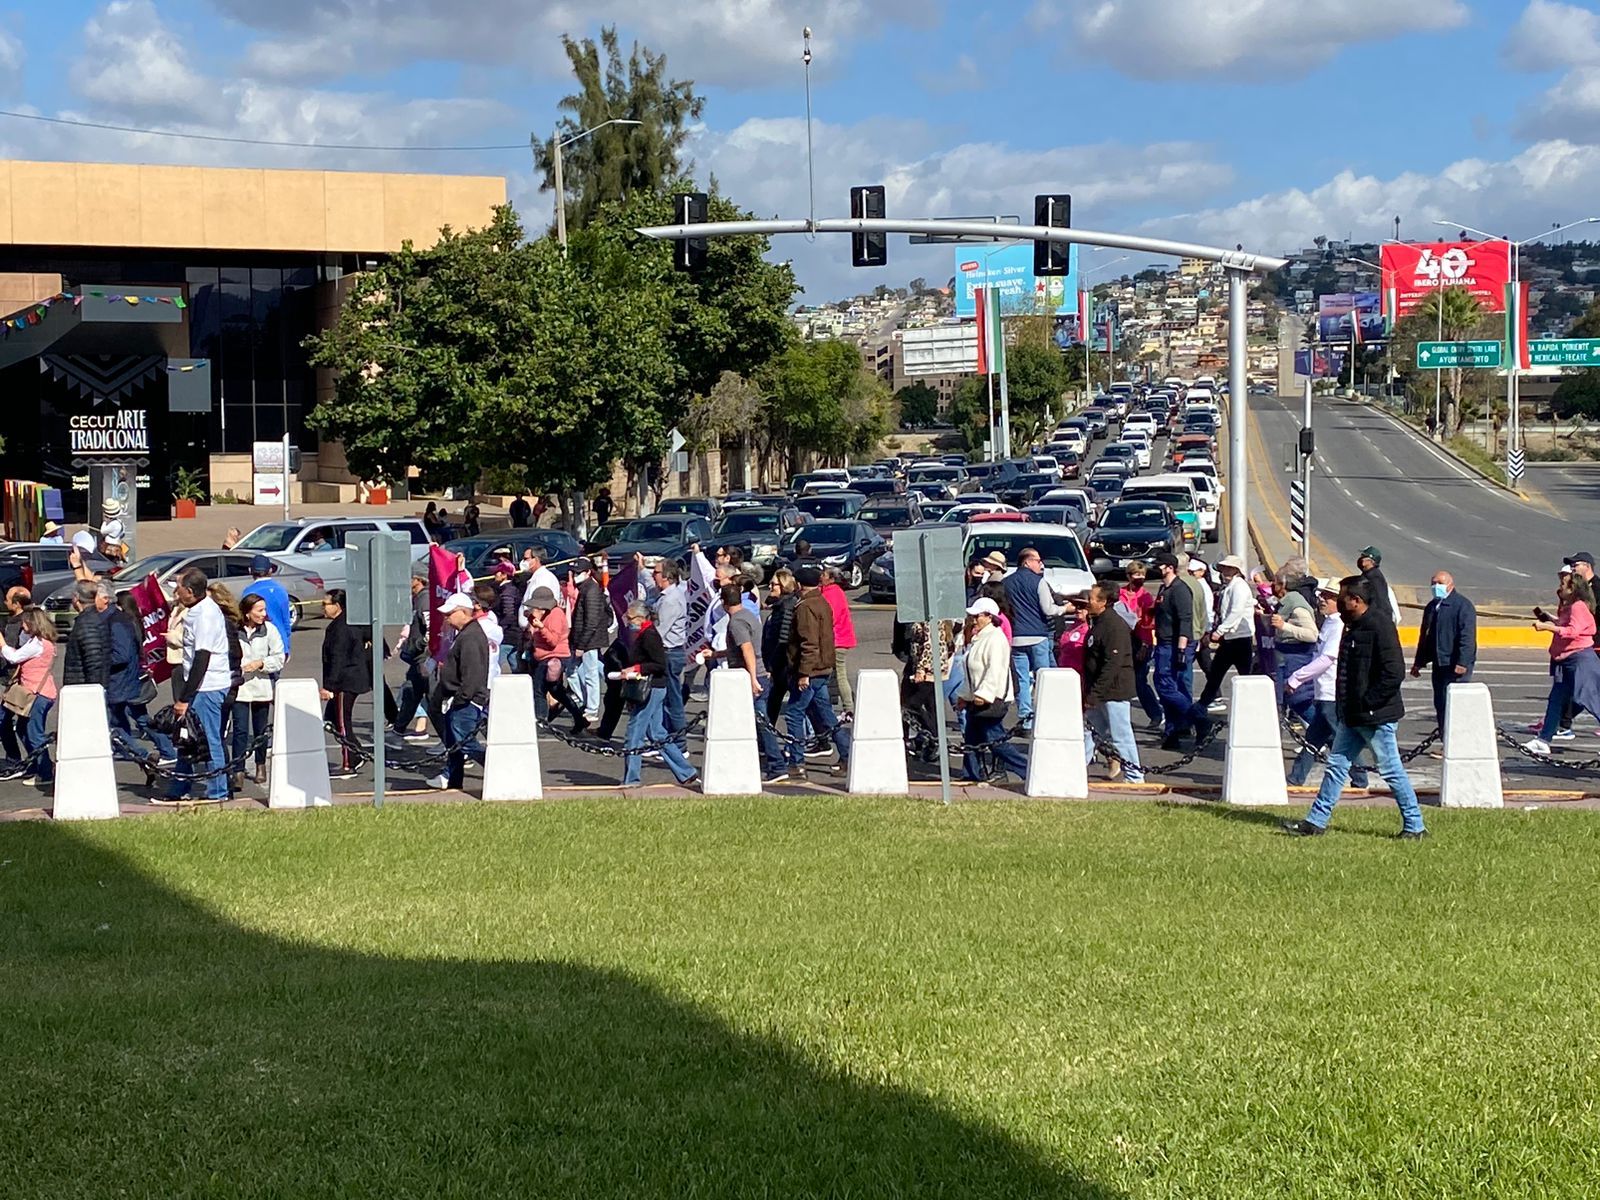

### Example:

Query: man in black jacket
xmin=1411 ymin=569 xmax=1477 ymax=729
xmin=63 ymin=579 xmax=110 ymax=687
xmin=1150 ymin=552 xmax=1212 ymax=750
xmin=1081 ymin=582 xmax=1143 ymax=783
xmin=1285 ymin=575 xmax=1427 ymax=839
xmin=428 ymin=593 xmax=489 ymax=791
xmin=568 ymin=557 xmax=609 ymax=722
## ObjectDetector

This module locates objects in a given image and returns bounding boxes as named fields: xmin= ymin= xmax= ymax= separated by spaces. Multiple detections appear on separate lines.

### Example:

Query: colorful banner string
xmin=0 ymin=289 xmax=189 ymax=335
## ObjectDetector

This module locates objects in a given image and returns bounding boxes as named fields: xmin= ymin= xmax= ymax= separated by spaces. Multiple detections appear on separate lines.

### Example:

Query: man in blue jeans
xmin=785 ymin=565 xmax=851 ymax=779
xmin=166 ymin=567 xmax=233 ymax=802
xmin=1003 ymin=547 xmax=1070 ymax=730
xmin=427 ymin=594 xmax=489 ymax=791
xmin=1284 ymin=576 xmax=1427 ymax=839
xmin=648 ymin=558 xmax=690 ymax=747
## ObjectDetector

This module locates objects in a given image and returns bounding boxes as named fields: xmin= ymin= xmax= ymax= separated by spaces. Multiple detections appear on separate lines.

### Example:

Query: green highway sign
xmin=1416 ymin=340 xmax=1503 ymax=368
xmin=1528 ymin=338 xmax=1600 ymax=367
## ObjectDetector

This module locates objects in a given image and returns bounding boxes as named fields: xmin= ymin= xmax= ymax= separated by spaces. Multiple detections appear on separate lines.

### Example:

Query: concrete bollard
xmin=1222 ymin=675 xmax=1289 ymax=806
xmin=1025 ymin=668 xmax=1089 ymax=799
xmin=51 ymin=683 xmax=119 ymax=820
xmin=1440 ymin=682 xmax=1503 ymax=808
xmin=482 ymin=673 xmax=543 ymax=802
xmin=847 ymin=668 xmax=909 ymax=795
xmin=268 ymin=677 xmax=333 ymax=809
xmin=702 ymin=668 xmax=761 ymax=795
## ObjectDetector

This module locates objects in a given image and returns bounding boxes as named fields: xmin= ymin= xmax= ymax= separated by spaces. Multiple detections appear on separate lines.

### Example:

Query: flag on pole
xmin=1349 ymin=303 xmax=1363 ymax=347
xmin=1078 ymin=289 xmax=1092 ymax=346
xmin=1382 ymin=283 xmax=1397 ymax=334
xmin=1505 ymin=281 xmax=1530 ymax=370
xmin=987 ymin=286 xmax=1007 ymax=379
xmin=974 ymin=285 xmax=990 ymax=375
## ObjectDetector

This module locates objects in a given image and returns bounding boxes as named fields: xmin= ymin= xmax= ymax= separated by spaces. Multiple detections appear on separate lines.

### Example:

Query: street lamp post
xmin=1432 ymin=216 xmax=1600 ymax=469
xmin=1080 ymin=254 xmax=1130 ymax=399
xmin=542 ymin=118 xmax=643 ymax=252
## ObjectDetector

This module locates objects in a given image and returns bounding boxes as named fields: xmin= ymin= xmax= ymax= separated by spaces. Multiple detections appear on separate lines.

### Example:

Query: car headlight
xmin=752 ymin=541 xmax=777 ymax=557
xmin=823 ymin=553 xmax=847 ymax=565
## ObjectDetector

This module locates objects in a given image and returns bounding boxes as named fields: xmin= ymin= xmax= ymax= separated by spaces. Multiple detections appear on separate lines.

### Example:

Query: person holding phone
xmin=1523 ymin=572 xmax=1600 ymax=757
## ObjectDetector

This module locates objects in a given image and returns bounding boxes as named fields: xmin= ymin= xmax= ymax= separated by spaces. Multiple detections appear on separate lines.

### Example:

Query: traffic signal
xmin=1033 ymin=193 xmax=1071 ymax=276
xmin=851 ymin=185 xmax=887 ymax=268
xmin=673 ymin=192 xmax=708 ymax=272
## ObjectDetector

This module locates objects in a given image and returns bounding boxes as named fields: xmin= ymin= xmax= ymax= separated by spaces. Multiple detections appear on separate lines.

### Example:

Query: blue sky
xmin=2 ymin=1 xmax=1599 ymax=300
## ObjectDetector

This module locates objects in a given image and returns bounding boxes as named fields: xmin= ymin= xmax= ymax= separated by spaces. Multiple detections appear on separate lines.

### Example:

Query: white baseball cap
xmin=439 ymin=593 xmax=474 ymax=614
xmin=1187 ymin=558 xmax=1207 ymax=574
xmin=965 ymin=597 xmax=1000 ymax=618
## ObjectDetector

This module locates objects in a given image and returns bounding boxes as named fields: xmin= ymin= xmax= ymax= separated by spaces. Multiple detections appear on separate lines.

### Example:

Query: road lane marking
xmin=1445 ymin=549 xmax=1470 ymax=559
xmin=1492 ymin=564 xmax=1531 ymax=577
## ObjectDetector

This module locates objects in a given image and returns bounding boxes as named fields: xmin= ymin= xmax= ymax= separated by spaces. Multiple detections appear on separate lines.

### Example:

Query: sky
xmin=3 ymin=1 xmax=1600 ymax=301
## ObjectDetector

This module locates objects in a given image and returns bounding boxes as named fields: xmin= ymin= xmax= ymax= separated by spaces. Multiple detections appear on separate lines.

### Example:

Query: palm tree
xmin=1412 ymin=288 xmax=1487 ymax=438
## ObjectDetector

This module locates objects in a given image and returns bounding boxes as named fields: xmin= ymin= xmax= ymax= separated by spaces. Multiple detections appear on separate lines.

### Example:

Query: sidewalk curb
xmin=1354 ymin=399 xmax=1530 ymax=500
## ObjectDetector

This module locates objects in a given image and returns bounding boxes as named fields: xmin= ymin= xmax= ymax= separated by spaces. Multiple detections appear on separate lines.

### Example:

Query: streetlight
xmin=543 ymin=118 xmax=643 ymax=251
xmin=1079 ymin=254 xmax=1130 ymax=397
xmin=1432 ymin=216 xmax=1600 ymax=461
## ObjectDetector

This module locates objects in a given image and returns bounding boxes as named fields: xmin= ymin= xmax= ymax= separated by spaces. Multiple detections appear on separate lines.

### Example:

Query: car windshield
xmin=113 ymin=554 xmax=187 ymax=580
xmin=234 ymin=524 xmax=302 ymax=552
xmin=715 ymin=510 xmax=781 ymax=533
xmin=859 ymin=505 xmax=914 ymax=528
xmin=619 ymin=518 xmax=688 ymax=541
xmin=966 ymin=532 xmax=1087 ymax=571
xmin=799 ymin=496 xmax=859 ymax=516
xmin=783 ymin=521 xmax=856 ymax=548
xmin=659 ymin=500 xmax=710 ymax=515
xmin=1129 ymin=488 xmax=1193 ymax=511
xmin=1103 ymin=445 xmax=1133 ymax=457
xmin=908 ymin=467 xmax=961 ymax=482
xmin=1104 ymin=503 xmax=1170 ymax=528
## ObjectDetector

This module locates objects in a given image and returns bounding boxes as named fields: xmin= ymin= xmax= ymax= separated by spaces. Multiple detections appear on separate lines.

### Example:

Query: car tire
xmin=847 ymin=562 xmax=864 ymax=589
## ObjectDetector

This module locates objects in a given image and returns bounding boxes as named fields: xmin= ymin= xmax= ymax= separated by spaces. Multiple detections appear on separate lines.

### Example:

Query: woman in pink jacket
xmin=0 ymin=607 xmax=58 ymax=785
xmin=525 ymin=586 xmax=587 ymax=733
xmin=821 ymin=567 xmax=858 ymax=710
xmin=1524 ymin=571 xmax=1600 ymax=755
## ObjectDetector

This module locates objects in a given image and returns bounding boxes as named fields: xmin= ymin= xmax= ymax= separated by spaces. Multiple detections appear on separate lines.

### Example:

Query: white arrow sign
xmin=669 ymin=427 xmax=686 ymax=455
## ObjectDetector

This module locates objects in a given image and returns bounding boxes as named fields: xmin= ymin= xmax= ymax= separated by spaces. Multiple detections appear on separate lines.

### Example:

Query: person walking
xmin=1522 ymin=571 xmax=1600 ymax=756
xmin=0 ymin=586 xmax=26 ymax=761
xmin=1187 ymin=558 xmax=1215 ymax=675
xmin=1285 ymin=579 xmax=1370 ymax=790
xmin=648 ymin=557 xmax=690 ymax=746
xmin=509 ymin=491 xmax=533 ymax=528
xmin=762 ymin=568 xmax=799 ymax=724
xmin=1283 ymin=576 xmax=1427 ymax=838
xmin=1151 ymin=552 xmax=1211 ymax=749
xmin=719 ymin=582 xmax=786 ymax=784
xmin=392 ymin=564 xmax=435 ymax=742
xmin=1356 ymin=547 xmax=1401 ymax=624
xmin=208 ymin=583 xmax=246 ymax=790
xmin=39 ymin=521 xmax=62 ymax=546
xmin=1197 ymin=554 xmax=1255 ymax=711
xmin=785 ymin=565 xmax=851 ymax=780
xmin=1411 ymin=570 xmax=1477 ymax=731
xmin=956 ymin=597 xmax=1030 ymax=784
xmin=233 ymin=591 xmax=285 ymax=785
xmin=0 ymin=606 xmax=57 ymax=785
xmin=318 ymin=589 xmax=372 ymax=780
xmin=592 ymin=488 xmax=614 ymax=527
xmin=246 ymin=555 xmax=294 ymax=659
xmin=1119 ymin=565 xmax=1162 ymax=727
xmin=98 ymin=499 xmax=128 ymax=567
xmin=901 ymin=618 xmax=956 ymax=760
xmin=568 ymin=557 xmax=610 ymax=723
xmin=426 ymin=593 xmax=489 ymax=791
xmin=1270 ymin=565 xmax=1320 ymax=720
xmin=1081 ymin=581 xmax=1143 ymax=783
xmin=166 ymin=568 xmax=233 ymax=802
xmin=107 ymin=590 xmax=177 ymax=770
xmin=62 ymin=579 xmax=110 ymax=691
xmin=618 ymin=600 xmax=700 ymax=790
xmin=525 ymin=586 xmax=587 ymax=733
xmin=1003 ymin=547 xmax=1070 ymax=732
xmin=1054 ymin=594 xmax=1091 ymax=675
xmin=820 ymin=566 xmax=858 ymax=712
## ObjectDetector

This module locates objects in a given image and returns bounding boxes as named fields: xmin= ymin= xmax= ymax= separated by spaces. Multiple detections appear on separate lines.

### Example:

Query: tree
xmin=1390 ymin=287 xmax=1492 ymax=436
xmin=1002 ymin=343 xmax=1072 ymax=451
xmin=1551 ymin=370 xmax=1600 ymax=437
xmin=759 ymin=339 xmax=890 ymax=471
xmin=532 ymin=27 xmax=704 ymax=234
xmin=1568 ymin=295 xmax=1600 ymax=339
xmin=894 ymin=381 xmax=939 ymax=429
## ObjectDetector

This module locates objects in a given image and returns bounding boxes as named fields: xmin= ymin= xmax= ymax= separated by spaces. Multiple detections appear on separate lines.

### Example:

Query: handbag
xmin=622 ymin=676 xmax=652 ymax=704
xmin=136 ymin=670 xmax=159 ymax=708
xmin=2 ymin=677 xmax=34 ymax=718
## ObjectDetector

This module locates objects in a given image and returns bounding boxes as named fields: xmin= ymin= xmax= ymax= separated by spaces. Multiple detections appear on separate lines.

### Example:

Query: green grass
xmin=1445 ymin=435 xmax=1510 ymax=486
xmin=4 ymin=799 xmax=1599 ymax=1198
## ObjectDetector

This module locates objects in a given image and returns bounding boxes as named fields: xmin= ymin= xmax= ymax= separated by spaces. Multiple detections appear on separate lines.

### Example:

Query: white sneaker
xmin=1522 ymin=738 xmax=1551 ymax=756
xmin=425 ymin=773 xmax=451 ymax=789
xmin=1206 ymin=700 xmax=1227 ymax=714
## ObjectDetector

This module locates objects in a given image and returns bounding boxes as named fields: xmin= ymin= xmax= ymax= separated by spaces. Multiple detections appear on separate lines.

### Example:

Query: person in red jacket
xmin=820 ymin=567 xmax=857 ymax=711
xmin=525 ymin=586 xmax=587 ymax=733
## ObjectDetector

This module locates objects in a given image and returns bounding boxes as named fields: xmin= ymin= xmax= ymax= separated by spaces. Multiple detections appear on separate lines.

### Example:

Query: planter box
xmin=367 ymin=486 xmax=389 ymax=505
xmin=174 ymin=498 xmax=198 ymax=519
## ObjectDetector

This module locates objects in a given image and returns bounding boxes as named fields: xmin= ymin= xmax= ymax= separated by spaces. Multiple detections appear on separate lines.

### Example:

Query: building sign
xmin=1380 ymin=240 xmax=1512 ymax=318
xmin=69 ymin=408 xmax=150 ymax=455
xmin=953 ymin=243 xmax=1079 ymax=318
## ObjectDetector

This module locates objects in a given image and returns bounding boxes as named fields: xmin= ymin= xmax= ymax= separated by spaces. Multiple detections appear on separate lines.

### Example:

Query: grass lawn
xmin=3 ymin=798 xmax=1599 ymax=1198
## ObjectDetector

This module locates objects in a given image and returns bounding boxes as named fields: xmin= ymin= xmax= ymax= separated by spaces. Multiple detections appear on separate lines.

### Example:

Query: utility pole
xmin=539 ymin=117 xmax=642 ymax=254
xmin=1300 ymin=376 xmax=1313 ymax=562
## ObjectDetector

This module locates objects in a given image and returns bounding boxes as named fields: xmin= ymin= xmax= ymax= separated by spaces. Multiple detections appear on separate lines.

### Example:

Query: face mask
xmin=1431 ymin=582 xmax=1448 ymax=600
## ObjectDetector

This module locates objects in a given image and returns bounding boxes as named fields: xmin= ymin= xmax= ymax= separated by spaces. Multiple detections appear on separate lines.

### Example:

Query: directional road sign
xmin=1416 ymin=340 xmax=1503 ymax=368
xmin=1527 ymin=338 xmax=1600 ymax=367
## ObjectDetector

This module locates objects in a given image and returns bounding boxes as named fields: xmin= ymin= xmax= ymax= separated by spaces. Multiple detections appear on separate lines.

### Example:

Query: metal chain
xmin=538 ymin=711 xmax=710 ymax=758
xmin=754 ymin=707 xmax=854 ymax=754
xmin=1399 ymin=726 xmax=1441 ymax=764
xmin=1496 ymin=724 xmax=1600 ymax=772
xmin=0 ymin=734 xmax=59 ymax=779
xmin=111 ymin=728 xmax=276 ymax=783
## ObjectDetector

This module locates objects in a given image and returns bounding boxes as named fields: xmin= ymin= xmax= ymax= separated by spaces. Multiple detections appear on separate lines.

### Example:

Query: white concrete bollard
xmin=701 ymin=668 xmax=762 ymax=795
xmin=268 ymin=677 xmax=333 ymax=809
xmin=1222 ymin=675 xmax=1289 ymax=806
xmin=1440 ymin=682 xmax=1503 ymax=809
xmin=51 ymin=684 xmax=119 ymax=820
xmin=482 ymin=673 xmax=543 ymax=802
xmin=847 ymin=668 xmax=910 ymax=795
xmin=1025 ymin=668 xmax=1089 ymax=799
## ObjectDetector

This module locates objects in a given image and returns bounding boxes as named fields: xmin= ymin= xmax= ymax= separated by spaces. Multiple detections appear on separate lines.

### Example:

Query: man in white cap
xmin=99 ymin=499 xmax=128 ymax=566
xmin=956 ymin=596 xmax=1030 ymax=784
xmin=1197 ymin=554 xmax=1255 ymax=711
xmin=427 ymin=592 xmax=489 ymax=791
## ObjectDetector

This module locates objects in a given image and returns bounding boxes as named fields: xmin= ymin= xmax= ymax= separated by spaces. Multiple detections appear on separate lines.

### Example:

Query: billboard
xmin=1380 ymin=240 xmax=1512 ymax=318
xmin=1295 ymin=347 xmax=1348 ymax=379
xmin=953 ymin=243 xmax=1079 ymax=318
xmin=900 ymin=324 xmax=978 ymax=376
xmin=1317 ymin=291 xmax=1384 ymax=343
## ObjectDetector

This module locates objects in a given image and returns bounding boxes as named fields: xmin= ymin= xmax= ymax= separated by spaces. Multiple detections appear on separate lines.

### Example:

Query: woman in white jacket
xmin=956 ymin=598 xmax=1030 ymax=785
xmin=1284 ymin=580 xmax=1370 ymax=789
xmin=235 ymin=591 xmax=286 ymax=785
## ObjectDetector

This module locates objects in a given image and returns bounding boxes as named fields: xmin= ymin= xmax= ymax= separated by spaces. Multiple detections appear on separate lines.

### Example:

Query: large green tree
xmin=759 ymin=339 xmax=890 ymax=474
xmin=1389 ymin=287 xmax=1493 ymax=435
xmin=894 ymin=381 xmax=939 ymax=429
xmin=532 ymin=27 xmax=704 ymax=234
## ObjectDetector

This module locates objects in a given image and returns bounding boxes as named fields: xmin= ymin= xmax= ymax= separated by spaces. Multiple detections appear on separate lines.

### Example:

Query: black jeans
xmin=324 ymin=690 xmax=360 ymax=770
xmin=1197 ymin=637 xmax=1254 ymax=707
xmin=232 ymin=700 xmax=272 ymax=768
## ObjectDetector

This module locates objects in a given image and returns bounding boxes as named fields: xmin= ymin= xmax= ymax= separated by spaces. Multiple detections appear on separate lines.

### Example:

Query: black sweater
xmin=628 ymin=624 xmax=670 ymax=689
xmin=1336 ymin=605 xmax=1407 ymax=728
xmin=440 ymin=619 xmax=491 ymax=707
xmin=321 ymin=613 xmax=373 ymax=694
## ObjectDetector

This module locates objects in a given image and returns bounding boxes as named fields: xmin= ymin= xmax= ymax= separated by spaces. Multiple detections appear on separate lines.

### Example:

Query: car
xmin=940 ymin=502 xmax=1020 ymax=524
xmin=232 ymin=517 xmax=432 ymax=589
xmin=1053 ymin=429 xmax=1087 ymax=457
xmin=43 ymin=549 xmax=325 ymax=632
xmin=857 ymin=495 xmax=925 ymax=541
xmin=962 ymin=522 xmax=1095 ymax=599
xmin=905 ymin=464 xmax=966 ymax=501
xmin=1084 ymin=501 xmax=1186 ymax=576
xmin=1170 ymin=433 xmax=1214 ymax=467
xmin=1031 ymin=455 xmax=1061 ymax=480
xmin=722 ymin=491 xmax=790 ymax=510
xmin=914 ymin=499 xmax=957 ymax=523
xmin=583 ymin=519 xmax=631 ymax=554
xmin=846 ymin=464 xmax=891 ymax=481
xmin=1084 ymin=475 xmax=1125 ymax=512
xmin=1178 ymin=458 xmax=1222 ymax=490
xmin=774 ymin=519 xmax=886 ymax=588
xmin=1121 ymin=475 xmax=1202 ymax=551
xmin=1098 ymin=443 xmax=1139 ymax=474
xmin=939 ymin=453 xmax=969 ymax=467
xmin=0 ymin=541 xmax=114 ymax=598
xmin=444 ymin=531 xmax=587 ymax=580
xmin=799 ymin=479 xmax=852 ymax=496
xmin=1178 ymin=470 xmax=1223 ymax=543
xmin=849 ymin=477 xmax=904 ymax=499
xmin=796 ymin=491 xmax=867 ymax=522
xmin=1117 ymin=433 xmax=1152 ymax=470
xmin=1087 ymin=459 xmax=1134 ymax=484
xmin=1045 ymin=448 xmax=1082 ymax=479
xmin=997 ymin=472 xmax=1057 ymax=507
xmin=1081 ymin=408 xmax=1110 ymax=439
xmin=787 ymin=470 xmax=850 ymax=495
xmin=1022 ymin=503 xmax=1091 ymax=542
xmin=707 ymin=506 xmax=805 ymax=574
xmin=603 ymin=513 xmax=715 ymax=572
xmin=656 ymin=496 xmax=721 ymax=521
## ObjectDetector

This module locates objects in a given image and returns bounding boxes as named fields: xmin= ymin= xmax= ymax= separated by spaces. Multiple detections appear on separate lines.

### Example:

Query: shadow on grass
xmin=0 ymin=822 xmax=1123 ymax=1199
xmin=1156 ymin=799 xmax=1291 ymax=830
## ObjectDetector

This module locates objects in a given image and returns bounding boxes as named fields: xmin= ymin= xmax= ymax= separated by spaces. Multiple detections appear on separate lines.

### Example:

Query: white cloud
xmin=1034 ymin=0 xmax=1467 ymax=79
xmin=72 ymin=1 xmax=202 ymax=121
xmin=1143 ymin=139 xmax=1600 ymax=258
xmin=1518 ymin=65 xmax=1600 ymax=140
xmin=1503 ymin=0 xmax=1600 ymax=71
xmin=0 ymin=25 xmax=23 ymax=97
xmin=209 ymin=0 xmax=930 ymax=90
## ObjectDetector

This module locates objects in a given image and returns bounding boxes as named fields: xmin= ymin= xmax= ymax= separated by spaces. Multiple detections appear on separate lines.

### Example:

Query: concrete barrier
xmin=702 ymin=667 xmax=761 ymax=795
xmin=1222 ymin=675 xmax=1289 ymax=806
xmin=1440 ymin=681 xmax=1503 ymax=809
xmin=483 ymin=674 xmax=543 ymax=802
xmin=268 ymin=677 xmax=332 ymax=809
xmin=847 ymin=668 xmax=909 ymax=795
xmin=1025 ymin=668 xmax=1089 ymax=800
xmin=51 ymin=683 xmax=118 ymax=821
